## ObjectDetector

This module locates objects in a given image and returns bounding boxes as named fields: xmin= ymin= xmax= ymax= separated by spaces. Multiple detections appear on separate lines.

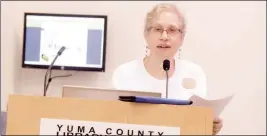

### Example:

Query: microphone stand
xmin=43 ymin=46 xmax=66 ymax=96
xmin=165 ymin=70 xmax=169 ymax=99
xmin=163 ymin=59 xmax=170 ymax=99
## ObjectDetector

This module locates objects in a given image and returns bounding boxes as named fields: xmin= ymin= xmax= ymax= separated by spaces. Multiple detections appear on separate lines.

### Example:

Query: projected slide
xmin=23 ymin=15 xmax=106 ymax=68
xmin=40 ymin=22 xmax=88 ymax=66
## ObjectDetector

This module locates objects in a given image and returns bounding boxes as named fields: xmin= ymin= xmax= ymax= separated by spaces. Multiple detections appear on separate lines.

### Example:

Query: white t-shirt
xmin=112 ymin=58 xmax=208 ymax=100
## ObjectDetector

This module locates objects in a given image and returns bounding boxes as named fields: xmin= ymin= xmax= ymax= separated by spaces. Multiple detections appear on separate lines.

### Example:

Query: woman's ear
xmin=179 ymin=32 xmax=186 ymax=45
xmin=144 ymin=29 xmax=148 ymax=37
xmin=144 ymin=30 xmax=149 ymax=43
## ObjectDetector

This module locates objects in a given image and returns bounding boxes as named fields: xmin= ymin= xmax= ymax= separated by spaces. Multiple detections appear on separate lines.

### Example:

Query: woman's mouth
xmin=157 ymin=44 xmax=171 ymax=49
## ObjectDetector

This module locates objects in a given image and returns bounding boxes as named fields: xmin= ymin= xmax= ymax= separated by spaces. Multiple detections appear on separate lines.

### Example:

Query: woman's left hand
xmin=213 ymin=117 xmax=223 ymax=135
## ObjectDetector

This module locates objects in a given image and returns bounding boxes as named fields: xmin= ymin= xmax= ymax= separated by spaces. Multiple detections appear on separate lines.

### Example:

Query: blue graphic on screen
xmin=24 ymin=15 xmax=105 ymax=68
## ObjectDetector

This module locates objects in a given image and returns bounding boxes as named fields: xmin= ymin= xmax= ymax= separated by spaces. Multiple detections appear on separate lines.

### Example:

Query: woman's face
xmin=145 ymin=11 xmax=184 ymax=59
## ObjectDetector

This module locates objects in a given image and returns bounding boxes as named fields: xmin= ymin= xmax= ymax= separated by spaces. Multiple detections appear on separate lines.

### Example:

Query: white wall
xmin=1 ymin=1 xmax=266 ymax=134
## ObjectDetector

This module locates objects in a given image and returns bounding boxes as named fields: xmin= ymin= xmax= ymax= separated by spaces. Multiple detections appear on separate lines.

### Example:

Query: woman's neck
xmin=143 ymin=55 xmax=175 ymax=80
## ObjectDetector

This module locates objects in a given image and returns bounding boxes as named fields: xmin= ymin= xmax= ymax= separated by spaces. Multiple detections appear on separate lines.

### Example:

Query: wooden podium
xmin=6 ymin=94 xmax=213 ymax=135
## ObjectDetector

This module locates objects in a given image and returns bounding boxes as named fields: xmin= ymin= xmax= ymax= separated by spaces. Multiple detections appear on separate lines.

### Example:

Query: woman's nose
xmin=160 ymin=31 xmax=169 ymax=40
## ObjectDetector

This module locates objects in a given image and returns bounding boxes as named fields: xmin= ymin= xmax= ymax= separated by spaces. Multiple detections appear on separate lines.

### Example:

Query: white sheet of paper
xmin=189 ymin=94 xmax=235 ymax=117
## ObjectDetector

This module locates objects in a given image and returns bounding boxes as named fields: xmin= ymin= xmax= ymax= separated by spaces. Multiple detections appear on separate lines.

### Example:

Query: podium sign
xmin=6 ymin=95 xmax=213 ymax=135
xmin=40 ymin=118 xmax=180 ymax=135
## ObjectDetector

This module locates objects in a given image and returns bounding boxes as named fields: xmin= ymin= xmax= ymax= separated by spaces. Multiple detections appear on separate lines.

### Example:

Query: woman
xmin=112 ymin=3 xmax=223 ymax=135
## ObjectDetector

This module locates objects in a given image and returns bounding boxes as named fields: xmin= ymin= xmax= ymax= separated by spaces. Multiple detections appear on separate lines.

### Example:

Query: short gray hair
xmin=144 ymin=3 xmax=186 ymax=33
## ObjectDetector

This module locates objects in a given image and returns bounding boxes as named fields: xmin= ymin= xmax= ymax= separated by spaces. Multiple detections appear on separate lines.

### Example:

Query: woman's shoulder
xmin=112 ymin=59 xmax=143 ymax=76
xmin=178 ymin=59 xmax=206 ymax=74
xmin=112 ymin=59 xmax=144 ymax=89
xmin=114 ymin=59 xmax=142 ymax=73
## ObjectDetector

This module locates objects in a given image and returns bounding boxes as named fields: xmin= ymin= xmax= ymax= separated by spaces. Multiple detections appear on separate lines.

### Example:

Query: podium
xmin=6 ymin=94 xmax=213 ymax=135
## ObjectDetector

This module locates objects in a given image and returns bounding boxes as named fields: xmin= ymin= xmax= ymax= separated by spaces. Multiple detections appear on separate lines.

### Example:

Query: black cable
xmin=45 ymin=74 xmax=73 ymax=94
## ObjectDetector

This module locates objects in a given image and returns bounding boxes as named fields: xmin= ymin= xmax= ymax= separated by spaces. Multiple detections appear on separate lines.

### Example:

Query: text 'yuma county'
xmin=56 ymin=124 xmax=165 ymax=136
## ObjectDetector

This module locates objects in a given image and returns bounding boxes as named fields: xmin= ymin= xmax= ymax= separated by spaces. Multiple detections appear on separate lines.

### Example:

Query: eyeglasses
xmin=147 ymin=26 xmax=183 ymax=36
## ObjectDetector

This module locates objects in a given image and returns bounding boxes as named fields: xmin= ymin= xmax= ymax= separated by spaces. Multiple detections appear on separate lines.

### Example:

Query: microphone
xmin=43 ymin=46 xmax=66 ymax=96
xmin=163 ymin=59 xmax=170 ymax=98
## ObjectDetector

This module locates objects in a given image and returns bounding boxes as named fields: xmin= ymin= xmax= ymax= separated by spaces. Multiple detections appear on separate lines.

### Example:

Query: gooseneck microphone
xmin=163 ymin=59 xmax=170 ymax=98
xmin=43 ymin=46 xmax=66 ymax=96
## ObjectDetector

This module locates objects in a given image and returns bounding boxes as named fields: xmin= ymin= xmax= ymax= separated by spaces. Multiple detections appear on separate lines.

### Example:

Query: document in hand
xmin=189 ymin=94 xmax=235 ymax=117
